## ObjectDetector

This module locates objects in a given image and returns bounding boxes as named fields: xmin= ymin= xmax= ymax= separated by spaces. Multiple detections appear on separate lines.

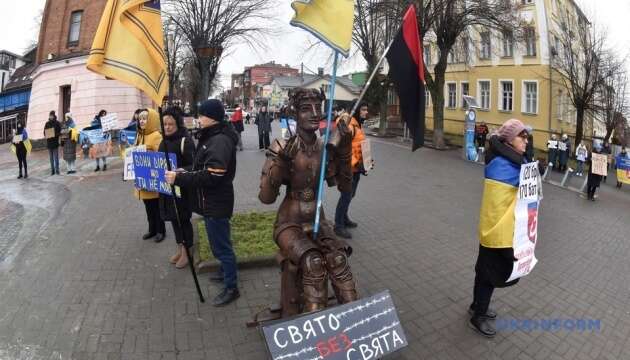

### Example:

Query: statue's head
xmin=288 ymin=88 xmax=324 ymax=133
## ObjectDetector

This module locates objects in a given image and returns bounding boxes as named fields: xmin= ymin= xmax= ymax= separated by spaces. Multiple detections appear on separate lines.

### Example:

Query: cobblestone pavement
xmin=1 ymin=125 xmax=630 ymax=360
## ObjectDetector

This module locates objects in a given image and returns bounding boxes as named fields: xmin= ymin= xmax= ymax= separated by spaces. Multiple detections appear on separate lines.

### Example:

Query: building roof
xmin=3 ymin=62 xmax=37 ymax=92
xmin=272 ymin=74 xmax=361 ymax=94
xmin=0 ymin=49 xmax=25 ymax=60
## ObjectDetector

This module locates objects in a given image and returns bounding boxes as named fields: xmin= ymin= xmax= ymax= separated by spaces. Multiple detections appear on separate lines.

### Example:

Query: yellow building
xmin=421 ymin=0 xmax=600 ymax=150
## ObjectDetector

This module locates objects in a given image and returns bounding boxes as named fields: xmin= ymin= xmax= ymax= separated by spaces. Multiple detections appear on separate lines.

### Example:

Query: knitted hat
xmin=497 ymin=119 xmax=526 ymax=142
xmin=198 ymin=99 xmax=225 ymax=122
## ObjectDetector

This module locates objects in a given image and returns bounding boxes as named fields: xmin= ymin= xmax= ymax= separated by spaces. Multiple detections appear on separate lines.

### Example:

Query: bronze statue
xmin=259 ymin=88 xmax=358 ymax=317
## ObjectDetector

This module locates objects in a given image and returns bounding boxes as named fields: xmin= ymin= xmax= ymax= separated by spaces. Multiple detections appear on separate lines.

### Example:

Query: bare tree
xmin=164 ymin=0 xmax=275 ymax=101
xmin=163 ymin=21 xmax=190 ymax=105
xmin=598 ymin=54 xmax=628 ymax=144
xmin=552 ymin=10 xmax=614 ymax=148
xmin=380 ymin=0 xmax=521 ymax=148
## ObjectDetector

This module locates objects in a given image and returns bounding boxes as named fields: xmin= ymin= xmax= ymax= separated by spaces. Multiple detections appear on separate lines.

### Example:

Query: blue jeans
xmin=48 ymin=148 xmax=59 ymax=173
xmin=577 ymin=161 xmax=584 ymax=174
xmin=335 ymin=172 xmax=361 ymax=228
xmin=203 ymin=217 xmax=237 ymax=289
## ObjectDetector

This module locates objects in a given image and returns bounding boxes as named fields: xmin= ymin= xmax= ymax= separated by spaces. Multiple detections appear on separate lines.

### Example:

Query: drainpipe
xmin=544 ymin=0 xmax=553 ymax=135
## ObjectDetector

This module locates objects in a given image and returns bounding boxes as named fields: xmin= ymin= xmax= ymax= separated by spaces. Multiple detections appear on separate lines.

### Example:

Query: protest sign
xmin=361 ymin=139 xmax=373 ymax=173
xmin=44 ymin=128 xmax=56 ymax=139
xmin=508 ymin=162 xmax=541 ymax=282
xmin=262 ymin=290 xmax=407 ymax=360
xmin=90 ymin=141 xmax=112 ymax=159
xmin=120 ymin=130 xmax=137 ymax=145
xmin=591 ymin=153 xmax=608 ymax=176
xmin=101 ymin=113 xmax=119 ymax=132
xmin=123 ymin=145 xmax=146 ymax=181
xmin=616 ymin=156 xmax=630 ymax=185
xmin=133 ymin=151 xmax=178 ymax=195
xmin=83 ymin=129 xmax=107 ymax=144
xmin=12 ymin=134 xmax=22 ymax=143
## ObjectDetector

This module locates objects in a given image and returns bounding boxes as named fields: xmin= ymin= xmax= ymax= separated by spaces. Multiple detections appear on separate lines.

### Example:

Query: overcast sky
xmin=1 ymin=0 xmax=629 ymax=92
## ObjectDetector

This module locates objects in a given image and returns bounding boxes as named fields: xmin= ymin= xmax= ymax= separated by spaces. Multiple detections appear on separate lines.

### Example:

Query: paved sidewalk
xmin=1 ymin=125 xmax=630 ymax=360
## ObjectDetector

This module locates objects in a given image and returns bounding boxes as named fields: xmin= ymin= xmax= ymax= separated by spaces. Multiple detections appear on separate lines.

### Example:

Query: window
xmin=479 ymin=81 xmax=490 ymax=110
xmin=425 ymin=87 xmax=430 ymax=107
xmin=500 ymin=81 xmax=513 ymax=111
xmin=524 ymin=27 xmax=536 ymax=56
xmin=502 ymin=30 xmax=514 ymax=57
xmin=448 ymin=50 xmax=456 ymax=64
xmin=556 ymin=90 xmax=564 ymax=119
xmin=523 ymin=81 xmax=538 ymax=114
xmin=424 ymin=45 xmax=431 ymax=66
xmin=447 ymin=83 xmax=457 ymax=108
xmin=461 ymin=82 xmax=469 ymax=108
xmin=480 ymin=32 xmax=491 ymax=59
xmin=68 ymin=10 xmax=83 ymax=46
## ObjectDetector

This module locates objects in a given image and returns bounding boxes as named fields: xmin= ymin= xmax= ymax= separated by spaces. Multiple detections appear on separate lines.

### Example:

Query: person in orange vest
xmin=334 ymin=102 xmax=369 ymax=239
xmin=230 ymin=104 xmax=244 ymax=151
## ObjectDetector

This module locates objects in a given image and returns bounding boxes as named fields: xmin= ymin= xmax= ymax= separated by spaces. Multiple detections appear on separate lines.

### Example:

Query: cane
xmin=159 ymin=108 xmax=205 ymax=303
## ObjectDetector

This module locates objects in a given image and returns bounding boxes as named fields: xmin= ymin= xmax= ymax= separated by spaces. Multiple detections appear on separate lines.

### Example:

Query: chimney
xmin=317 ymin=67 xmax=324 ymax=76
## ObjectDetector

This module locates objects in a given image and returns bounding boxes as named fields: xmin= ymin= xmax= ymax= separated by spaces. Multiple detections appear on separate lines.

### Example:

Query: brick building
xmin=241 ymin=62 xmax=299 ymax=110
xmin=26 ymin=0 xmax=152 ymax=140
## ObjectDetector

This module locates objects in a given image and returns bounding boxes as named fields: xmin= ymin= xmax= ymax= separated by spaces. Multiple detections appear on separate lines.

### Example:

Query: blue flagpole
xmin=313 ymin=50 xmax=339 ymax=238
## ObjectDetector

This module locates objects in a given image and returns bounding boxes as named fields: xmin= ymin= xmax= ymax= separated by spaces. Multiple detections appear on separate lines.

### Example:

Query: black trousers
xmin=472 ymin=268 xmax=495 ymax=317
xmin=587 ymin=185 xmax=598 ymax=200
xmin=16 ymin=150 xmax=27 ymax=176
xmin=170 ymin=218 xmax=193 ymax=248
xmin=143 ymin=199 xmax=165 ymax=235
xmin=259 ymin=132 xmax=270 ymax=149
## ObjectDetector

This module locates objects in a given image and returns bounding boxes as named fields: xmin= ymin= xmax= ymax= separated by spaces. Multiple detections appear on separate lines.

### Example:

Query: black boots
xmin=212 ymin=288 xmax=240 ymax=306
xmin=154 ymin=233 xmax=165 ymax=243
xmin=94 ymin=166 xmax=100 ymax=172
xmin=469 ymin=316 xmax=496 ymax=338
xmin=334 ymin=227 xmax=352 ymax=239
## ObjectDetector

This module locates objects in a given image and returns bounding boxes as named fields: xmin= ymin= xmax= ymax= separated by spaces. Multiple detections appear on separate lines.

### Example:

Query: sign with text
xmin=591 ymin=153 xmax=608 ymax=176
xmin=83 ymin=129 xmax=107 ymax=144
xmin=262 ymin=291 xmax=407 ymax=360
xmin=120 ymin=130 xmax=137 ymax=145
xmin=101 ymin=113 xmax=119 ymax=132
xmin=508 ymin=162 xmax=541 ymax=282
xmin=123 ymin=145 xmax=146 ymax=181
xmin=133 ymin=151 xmax=178 ymax=195
xmin=89 ymin=141 xmax=112 ymax=159
xmin=12 ymin=134 xmax=23 ymax=143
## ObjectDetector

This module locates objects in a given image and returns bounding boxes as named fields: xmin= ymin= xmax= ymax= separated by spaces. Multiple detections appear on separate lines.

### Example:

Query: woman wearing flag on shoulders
xmin=134 ymin=108 xmax=166 ymax=243
xmin=470 ymin=119 xmax=529 ymax=338
xmin=11 ymin=121 xmax=31 ymax=179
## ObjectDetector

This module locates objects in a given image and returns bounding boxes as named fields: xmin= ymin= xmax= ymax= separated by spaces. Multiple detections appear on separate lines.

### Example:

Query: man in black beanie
xmin=165 ymin=99 xmax=241 ymax=306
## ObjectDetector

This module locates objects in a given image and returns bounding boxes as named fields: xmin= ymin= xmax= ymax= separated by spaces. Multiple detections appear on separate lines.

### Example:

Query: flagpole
xmin=313 ymin=51 xmax=339 ymax=238
xmin=349 ymin=36 xmax=397 ymax=116
xmin=159 ymin=108 xmax=205 ymax=303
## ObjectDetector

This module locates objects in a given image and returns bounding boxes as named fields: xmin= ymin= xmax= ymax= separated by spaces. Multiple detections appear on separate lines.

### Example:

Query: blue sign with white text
xmin=133 ymin=151 xmax=177 ymax=195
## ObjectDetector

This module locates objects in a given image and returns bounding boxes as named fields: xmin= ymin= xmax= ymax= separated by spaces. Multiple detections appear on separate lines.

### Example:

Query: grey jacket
xmin=256 ymin=112 xmax=272 ymax=134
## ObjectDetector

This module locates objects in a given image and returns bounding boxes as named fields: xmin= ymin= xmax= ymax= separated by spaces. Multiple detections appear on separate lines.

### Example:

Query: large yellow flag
xmin=290 ymin=0 xmax=355 ymax=57
xmin=87 ymin=0 xmax=168 ymax=105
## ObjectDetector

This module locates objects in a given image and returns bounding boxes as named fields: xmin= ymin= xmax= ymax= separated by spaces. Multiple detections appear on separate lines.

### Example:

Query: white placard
xmin=12 ymin=134 xmax=22 ymax=143
xmin=361 ymin=139 xmax=373 ymax=173
xmin=123 ymin=145 xmax=146 ymax=181
xmin=591 ymin=153 xmax=608 ymax=176
xmin=101 ymin=113 xmax=119 ymax=132
xmin=508 ymin=162 xmax=541 ymax=282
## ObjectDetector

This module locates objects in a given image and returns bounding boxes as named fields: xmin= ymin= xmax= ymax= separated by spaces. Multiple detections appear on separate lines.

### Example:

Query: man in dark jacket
xmin=256 ymin=105 xmax=272 ymax=150
xmin=165 ymin=99 xmax=240 ymax=306
xmin=44 ymin=110 xmax=62 ymax=175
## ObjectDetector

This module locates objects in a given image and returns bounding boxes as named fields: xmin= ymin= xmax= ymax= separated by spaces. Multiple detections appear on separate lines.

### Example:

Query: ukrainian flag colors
xmin=290 ymin=0 xmax=354 ymax=57
xmin=87 ymin=0 xmax=168 ymax=105
xmin=479 ymin=157 xmax=520 ymax=248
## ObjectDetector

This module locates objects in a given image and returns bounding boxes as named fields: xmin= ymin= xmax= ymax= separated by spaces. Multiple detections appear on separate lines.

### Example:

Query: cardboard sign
xmin=133 ymin=151 xmax=178 ymax=195
xmin=262 ymin=290 xmax=408 ymax=360
xmin=591 ymin=153 xmax=608 ymax=176
xmin=101 ymin=113 xmax=119 ymax=132
xmin=123 ymin=145 xmax=146 ymax=181
xmin=45 ymin=128 xmax=56 ymax=139
xmin=90 ymin=141 xmax=112 ymax=159
xmin=508 ymin=162 xmax=541 ymax=282
xmin=361 ymin=139 xmax=373 ymax=172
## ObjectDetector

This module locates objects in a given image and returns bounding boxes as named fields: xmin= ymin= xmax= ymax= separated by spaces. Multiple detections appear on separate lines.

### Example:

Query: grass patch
xmin=196 ymin=211 xmax=277 ymax=262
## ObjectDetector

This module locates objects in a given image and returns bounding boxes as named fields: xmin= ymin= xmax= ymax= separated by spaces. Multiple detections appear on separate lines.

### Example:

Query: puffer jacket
xmin=134 ymin=109 xmax=163 ymax=200
xmin=174 ymin=122 xmax=238 ymax=219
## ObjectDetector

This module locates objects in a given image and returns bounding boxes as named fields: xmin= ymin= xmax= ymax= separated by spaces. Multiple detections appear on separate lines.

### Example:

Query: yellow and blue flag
xmin=290 ymin=0 xmax=355 ymax=57
xmin=87 ymin=0 xmax=168 ymax=105
xmin=616 ymin=155 xmax=630 ymax=184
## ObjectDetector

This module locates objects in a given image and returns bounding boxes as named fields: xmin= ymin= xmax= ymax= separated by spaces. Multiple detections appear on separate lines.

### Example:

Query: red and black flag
xmin=386 ymin=5 xmax=425 ymax=151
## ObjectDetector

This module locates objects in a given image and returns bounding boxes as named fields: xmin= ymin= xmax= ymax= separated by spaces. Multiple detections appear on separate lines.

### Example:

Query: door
xmin=61 ymin=85 xmax=71 ymax=117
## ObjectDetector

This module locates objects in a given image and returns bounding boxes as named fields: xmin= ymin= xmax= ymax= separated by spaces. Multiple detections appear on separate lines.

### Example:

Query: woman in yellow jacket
xmin=334 ymin=102 xmax=369 ymax=239
xmin=469 ymin=119 xmax=529 ymax=338
xmin=135 ymin=108 xmax=166 ymax=242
